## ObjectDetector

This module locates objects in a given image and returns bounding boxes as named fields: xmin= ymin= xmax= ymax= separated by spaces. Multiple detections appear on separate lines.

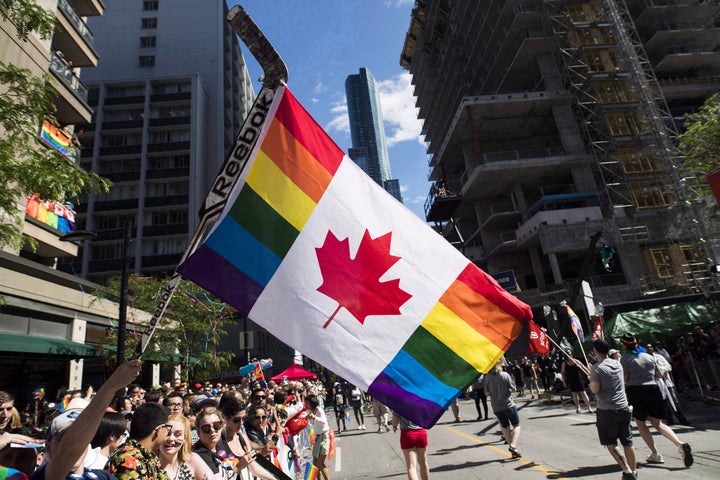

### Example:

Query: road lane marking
xmin=334 ymin=446 xmax=342 ymax=471
xmin=447 ymin=426 xmax=569 ymax=479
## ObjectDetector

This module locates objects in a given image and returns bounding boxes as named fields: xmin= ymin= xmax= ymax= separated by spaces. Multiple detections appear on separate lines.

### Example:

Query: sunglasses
xmin=252 ymin=415 xmax=267 ymax=421
xmin=167 ymin=402 xmax=183 ymax=408
xmin=199 ymin=421 xmax=224 ymax=434
xmin=232 ymin=416 xmax=246 ymax=424
xmin=253 ymin=395 xmax=267 ymax=400
xmin=154 ymin=424 xmax=173 ymax=436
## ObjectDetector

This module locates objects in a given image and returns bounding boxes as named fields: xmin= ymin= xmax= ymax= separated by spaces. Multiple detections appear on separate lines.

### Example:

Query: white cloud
xmin=384 ymin=0 xmax=414 ymax=7
xmin=325 ymin=100 xmax=349 ymax=134
xmin=377 ymin=73 xmax=425 ymax=147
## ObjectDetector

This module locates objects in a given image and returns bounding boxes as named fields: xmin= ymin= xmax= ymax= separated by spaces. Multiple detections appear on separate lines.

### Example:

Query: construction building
xmin=401 ymin=0 xmax=720 ymax=328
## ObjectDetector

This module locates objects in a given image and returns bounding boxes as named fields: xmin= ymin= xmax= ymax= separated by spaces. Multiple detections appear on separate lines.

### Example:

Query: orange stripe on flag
xmin=261 ymin=119 xmax=333 ymax=203
xmin=439 ymin=278 xmax=524 ymax=352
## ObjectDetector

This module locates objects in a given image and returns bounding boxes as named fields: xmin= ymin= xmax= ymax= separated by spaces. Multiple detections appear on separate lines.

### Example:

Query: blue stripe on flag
xmin=205 ymin=218 xmax=281 ymax=287
xmin=382 ymin=349 xmax=459 ymax=406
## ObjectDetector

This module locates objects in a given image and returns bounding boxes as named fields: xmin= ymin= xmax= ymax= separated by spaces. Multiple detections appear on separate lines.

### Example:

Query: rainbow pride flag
xmin=303 ymin=463 xmax=319 ymax=480
xmin=177 ymin=86 xmax=532 ymax=428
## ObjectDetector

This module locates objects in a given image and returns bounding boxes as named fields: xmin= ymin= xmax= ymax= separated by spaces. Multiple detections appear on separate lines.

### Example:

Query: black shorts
xmin=596 ymin=408 xmax=633 ymax=447
xmin=626 ymin=384 xmax=666 ymax=421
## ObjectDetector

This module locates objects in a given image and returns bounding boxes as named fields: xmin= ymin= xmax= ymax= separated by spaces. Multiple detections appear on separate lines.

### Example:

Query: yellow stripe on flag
xmin=247 ymin=150 xmax=317 ymax=231
xmin=421 ymin=302 xmax=504 ymax=373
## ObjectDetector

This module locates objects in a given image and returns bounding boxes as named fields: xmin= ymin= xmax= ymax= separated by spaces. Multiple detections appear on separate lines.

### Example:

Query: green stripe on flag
xmin=402 ymin=326 xmax=478 ymax=390
xmin=228 ymin=186 xmax=299 ymax=259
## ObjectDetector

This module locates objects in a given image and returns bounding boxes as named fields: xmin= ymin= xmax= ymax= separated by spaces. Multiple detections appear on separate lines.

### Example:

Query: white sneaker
xmin=357 ymin=425 xmax=363 ymax=430
xmin=361 ymin=424 xmax=366 ymax=430
xmin=646 ymin=452 xmax=664 ymax=464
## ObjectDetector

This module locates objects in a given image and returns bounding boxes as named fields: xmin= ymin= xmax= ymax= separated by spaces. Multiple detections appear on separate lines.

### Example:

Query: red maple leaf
xmin=316 ymin=229 xmax=411 ymax=328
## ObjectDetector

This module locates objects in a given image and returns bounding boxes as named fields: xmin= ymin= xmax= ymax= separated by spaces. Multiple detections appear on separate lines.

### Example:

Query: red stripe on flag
xmin=275 ymin=88 xmax=343 ymax=176
xmin=456 ymin=264 xmax=532 ymax=323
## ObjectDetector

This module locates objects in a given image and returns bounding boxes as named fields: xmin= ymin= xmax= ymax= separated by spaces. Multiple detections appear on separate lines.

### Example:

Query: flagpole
xmin=561 ymin=300 xmax=591 ymax=371
xmin=542 ymin=328 xmax=590 ymax=375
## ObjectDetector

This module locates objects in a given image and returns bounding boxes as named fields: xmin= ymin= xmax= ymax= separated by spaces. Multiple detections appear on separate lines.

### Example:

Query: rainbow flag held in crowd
xmin=177 ymin=86 xmax=532 ymax=428
xmin=303 ymin=463 xmax=319 ymax=480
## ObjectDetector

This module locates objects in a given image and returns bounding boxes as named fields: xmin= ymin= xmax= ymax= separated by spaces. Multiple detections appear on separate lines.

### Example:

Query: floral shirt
xmin=105 ymin=439 xmax=169 ymax=480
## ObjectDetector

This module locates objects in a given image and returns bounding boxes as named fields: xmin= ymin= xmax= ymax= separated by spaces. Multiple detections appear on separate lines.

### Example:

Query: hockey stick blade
xmin=227 ymin=5 xmax=288 ymax=89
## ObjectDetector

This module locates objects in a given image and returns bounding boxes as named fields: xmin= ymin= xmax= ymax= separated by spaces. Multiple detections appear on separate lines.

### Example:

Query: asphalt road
xmin=323 ymin=393 xmax=720 ymax=479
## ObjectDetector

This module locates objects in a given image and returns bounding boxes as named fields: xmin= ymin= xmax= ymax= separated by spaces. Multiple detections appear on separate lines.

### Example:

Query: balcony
xmin=516 ymin=206 xmax=604 ymax=247
xmin=424 ymin=178 xmax=462 ymax=223
xmin=49 ymin=52 xmax=92 ymax=124
xmin=69 ymin=0 xmax=104 ymax=17
xmin=54 ymin=0 xmax=98 ymax=67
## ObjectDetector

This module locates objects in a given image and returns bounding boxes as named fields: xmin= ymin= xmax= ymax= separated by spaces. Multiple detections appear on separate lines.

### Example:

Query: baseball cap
xmin=48 ymin=398 xmax=90 ymax=440
xmin=608 ymin=349 xmax=619 ymax=357
xmin=191 ymin=394 xmax=218 ymax=411
xmin=620 ymin=332 xmax=637 ymax=345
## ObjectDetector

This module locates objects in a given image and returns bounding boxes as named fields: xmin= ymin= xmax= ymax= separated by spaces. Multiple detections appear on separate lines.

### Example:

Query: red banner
xmin=708 ymin=168 xmax=720 ymax=207
xmin=592 ymin=316 xmax=604 ymax=341
xmin=528 ymin=320 xmax=550 ymax=355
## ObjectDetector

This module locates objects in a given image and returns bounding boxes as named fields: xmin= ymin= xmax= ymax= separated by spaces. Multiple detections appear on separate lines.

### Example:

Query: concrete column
xmin=173 ymin=364 xmax=182 ymax=383
xmin=529 ymin=247 xmax=546 ymax=289
xmin=68 ymin=318 xmax=87 ymax=390
xmin=549 ymin=252 xmax=563 ymax=284
xmin=513 ymin=184 xmax=529 ymax=221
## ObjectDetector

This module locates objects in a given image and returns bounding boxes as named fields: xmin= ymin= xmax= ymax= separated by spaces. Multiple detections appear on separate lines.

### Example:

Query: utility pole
xmin=117 ymin=220 xmax=131 ymax=367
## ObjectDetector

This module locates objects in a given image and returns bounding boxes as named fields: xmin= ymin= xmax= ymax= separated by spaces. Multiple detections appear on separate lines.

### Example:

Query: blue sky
xmin=231 ymin=0 xmax=430 ymax=220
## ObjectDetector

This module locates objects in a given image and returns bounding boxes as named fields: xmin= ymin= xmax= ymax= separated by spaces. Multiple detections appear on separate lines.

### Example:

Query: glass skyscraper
xmin=345 ymin=68 xmax=402 ymax=203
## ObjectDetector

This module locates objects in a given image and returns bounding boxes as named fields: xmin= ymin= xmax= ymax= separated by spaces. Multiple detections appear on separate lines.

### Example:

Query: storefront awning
xmin=0 ymin=333 xmax=99 ymax=359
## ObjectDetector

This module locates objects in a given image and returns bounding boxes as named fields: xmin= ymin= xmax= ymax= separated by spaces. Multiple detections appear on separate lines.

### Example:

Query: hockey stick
xmin=134 ymin=5 xmax=288 ymax=358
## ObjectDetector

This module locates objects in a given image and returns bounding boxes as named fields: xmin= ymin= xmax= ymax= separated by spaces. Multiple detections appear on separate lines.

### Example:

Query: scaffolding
xmin=543 ymin=0 xmax=717 ymax=296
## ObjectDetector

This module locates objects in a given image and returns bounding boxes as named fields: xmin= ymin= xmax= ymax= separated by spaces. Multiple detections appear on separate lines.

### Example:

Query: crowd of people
xmin=0 ymin=363 xmax=349 ymax=480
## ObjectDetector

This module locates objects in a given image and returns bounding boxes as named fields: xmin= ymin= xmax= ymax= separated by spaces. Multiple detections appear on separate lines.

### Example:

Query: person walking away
xmin=473 ymin=374 xmax=488 ymax=421
xmin=589 ymin=339 xmax=638 ymax=480
xmin=370 ymin=397 xmax=389 ymax=433
xmin=619 ymin=333 xmax=693 ymax=468
xmin=484 ymin=359 xmax=522 ymax=458
xmin=304 ymin=395 xmax=330 ymax=480
xmin=645 ymin=344 xmax=689 ymax=426
xmin=391 ymin=413 xmax=429 ymax=480
xmin=331 ymin=386 xmax=347 ymax=434
xmin=348 ymin=386 xmax=366 ymax=430
xmin=561 ymin=351 xmax=594 ymax=413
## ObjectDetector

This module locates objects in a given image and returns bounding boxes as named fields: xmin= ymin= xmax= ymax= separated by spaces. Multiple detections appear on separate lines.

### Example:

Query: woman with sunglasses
xmin=219 ymin=398 xmax=274 ymax=480
xmin=159 ymin=414 xmax=214 ymax=480
xmin=304 ymin=394 xmax=331 ymax=480
xmin=192 ymin=408 xmax=254 ymax=480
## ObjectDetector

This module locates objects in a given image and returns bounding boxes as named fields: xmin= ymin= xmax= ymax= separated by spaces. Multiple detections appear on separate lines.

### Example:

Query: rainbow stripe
xmin=367 ymin=263 xmax=527 ymax=426
xmin=303 ymin=463 xmax=319 ymax=480
xmin=40 ymin=119 xmax=72 ymax=156
xmin=177 ymin=88 xmax=342 ymax=312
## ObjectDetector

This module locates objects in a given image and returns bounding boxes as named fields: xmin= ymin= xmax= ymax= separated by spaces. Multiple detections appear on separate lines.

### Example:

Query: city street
xmin=324 ymin=394 xmax=720 ymax=479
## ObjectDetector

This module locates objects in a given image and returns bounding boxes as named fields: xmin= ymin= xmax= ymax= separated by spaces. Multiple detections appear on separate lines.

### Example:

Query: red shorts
xmin=400 ymin=428 xmax=428 ymax=449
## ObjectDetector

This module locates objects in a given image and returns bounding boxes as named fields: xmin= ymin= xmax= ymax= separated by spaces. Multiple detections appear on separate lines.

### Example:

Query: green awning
xmin=0 ymin=333 xmax=99 ymax=358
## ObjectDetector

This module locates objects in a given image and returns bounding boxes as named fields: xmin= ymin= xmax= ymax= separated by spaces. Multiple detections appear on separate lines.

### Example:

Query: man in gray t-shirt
xmin=484 ymin=359 xmax=522 ymax=459
xmin=589 ymin=339 xmax=637 ymax=480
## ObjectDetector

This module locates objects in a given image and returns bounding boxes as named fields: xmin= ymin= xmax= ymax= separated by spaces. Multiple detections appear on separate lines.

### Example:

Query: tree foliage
xmin=0 ymin=0 xmax=57 ymax=40
xmin=94 ymin=275 xmax=237 ymax=381
xmin=1 ymin=2 xmax=110 ymax=249
xmin=678 ymin=93 xmax=720 ymax=195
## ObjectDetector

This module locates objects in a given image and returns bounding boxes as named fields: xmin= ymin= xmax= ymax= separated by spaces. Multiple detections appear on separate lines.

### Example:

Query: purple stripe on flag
xmin=368 ymin=372 xmax=446 ymax=429
xmin=176 ymin=246 xmax=263 ymax=314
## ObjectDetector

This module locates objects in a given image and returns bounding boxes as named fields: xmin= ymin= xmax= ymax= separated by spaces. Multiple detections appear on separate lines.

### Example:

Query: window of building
xmin=92 ymin=244 xmax=123 ymax=261
xmin=98 ymin=183 xmax=139 ymax=201
xmin=140 ymin=36 xmax=156 ymax=48
xmin=101 ymin=134 xmax=142 ymax=147
xmin=148 ymin=237 xmax=186 ymax=255
xmin=630 ymin=180 xmax=676 ymax=209
xmin=106 ymin=84 xmax=145 ymax=98
xmin=96 ymin=215 xmax=122 ymax=230
xmin=149 ymin=129 xmax=190 ymax=144
xmin=148 ymin=154 xmax=190 ymax=169
xmin=98 ymin=158 xmax=141 ymax=174
xmin=146 ymin=180 xmax=189 ymax=197
xmin=150 ymin=105 xmax=191 ymax=118
xmin=150 ymin=209 xmax=188 ymax=225
xmin=151 ymin=82 xmax=191 ymax=94
xmin=139 ymin=55 xmax=155 ymax=68
xmin=680 ymin=245 xmax=706 ymax=274
xmin=143 ymin=1 xmax=159 ymax=11
xmin=103 ymin=108 xmax=144 ymax=122
xmin=141 ymin=17 xmax=157 ymax=29
xmin=648 ymin=247 xmax=674 ymax=278
xmin=617 ymin=147 xmax=663 ymax=174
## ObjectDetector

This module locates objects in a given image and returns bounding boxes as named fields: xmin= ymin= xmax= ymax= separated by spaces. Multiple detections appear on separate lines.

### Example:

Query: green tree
xmin=678 ymin=92 xmax=720 ymax=196
xmin=95 ymin=276 xmax=237 ymax=381
xmin=1 ymin=1 xmax=110 ymax=250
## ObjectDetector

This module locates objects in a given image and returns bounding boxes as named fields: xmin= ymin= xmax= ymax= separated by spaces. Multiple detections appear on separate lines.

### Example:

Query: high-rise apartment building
xmin=402 ymin=1 xmax=719 ymax=323
xmin=0 ymin=0 xmax=155 ymax=398
xmin=346 ymin=67 xmax=403 ymax=203
xmin=69 ymin=0 xmax=255 ymax=283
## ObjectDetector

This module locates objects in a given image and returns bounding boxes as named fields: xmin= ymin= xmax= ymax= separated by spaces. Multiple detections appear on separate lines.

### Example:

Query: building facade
xmin=0 ymin=0 xmax=159 ymax=402
xmin=69 ymin=0 xmax=255 ymax=284
xmin=402 ymin=0 xmax=720 ymax=327
xmin=345 ymin=67 xmax=404 ymax=202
